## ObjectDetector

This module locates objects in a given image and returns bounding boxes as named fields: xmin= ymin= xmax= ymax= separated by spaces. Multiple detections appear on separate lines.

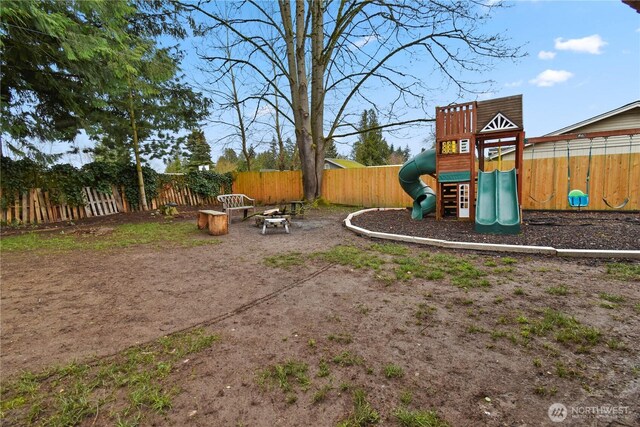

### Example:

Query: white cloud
xmin=504 ymin=80 xmax=523 ymax=88
xmin=350 ymin=35 xmax=377 ymax=50
xmin=636 ymin=27 xmax=640 ymax=33
xmin=256 ymin=105 xmax=274 ymax=117
xmin=529 ymin=69 xmax=574 ymax=87
xmin=554 ymin=34 xmax=607 ymax=54
xmin=537 ymin=50 xmax=556 ymax=60
xmin=477 ymin=92 xmax=495 ymax=101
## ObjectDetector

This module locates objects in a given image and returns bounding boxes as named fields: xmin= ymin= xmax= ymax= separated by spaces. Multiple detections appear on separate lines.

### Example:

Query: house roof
xmin=622 ymin=0 xmax=640 ymax=13
xmin=544 ymin=100 xmax=640 ymax=136
xmin=487 ymin=100 xmax=640 ymax=159
xmin=325 ymin=158 xmax=365 ymax=168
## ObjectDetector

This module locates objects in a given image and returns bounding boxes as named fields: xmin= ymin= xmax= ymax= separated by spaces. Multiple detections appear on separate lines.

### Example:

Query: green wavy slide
xmin=475 ymin=169 xmax=521 ymax=234
xmin=398 ymin=148 xmax=437 ymax=220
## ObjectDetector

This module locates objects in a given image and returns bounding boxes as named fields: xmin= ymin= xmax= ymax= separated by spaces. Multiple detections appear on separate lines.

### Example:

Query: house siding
xmin=502 ymin=134 xmax=639 ymax=161
xmin=571 ymin=108 xmax=640 ymax=133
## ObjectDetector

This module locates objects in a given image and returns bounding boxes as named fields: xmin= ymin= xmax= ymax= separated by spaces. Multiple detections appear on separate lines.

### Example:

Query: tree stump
xmin=197 ymin=210 xmax=228 ymax=235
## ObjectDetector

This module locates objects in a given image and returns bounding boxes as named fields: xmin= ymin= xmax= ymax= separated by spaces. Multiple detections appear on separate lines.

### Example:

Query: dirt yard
xmin=1 ymin=206 xmax=639 ymax=426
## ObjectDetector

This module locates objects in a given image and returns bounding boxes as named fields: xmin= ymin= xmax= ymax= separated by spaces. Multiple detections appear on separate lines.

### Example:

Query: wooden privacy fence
xmin=4 ymin=153 xmax=636 ymax=225
xmin=1 ymin=183 xmax=221 ymax=226
xmin=233 ymin=170 xmax=304 ymax=205
xmin=1 ymin=188 xmax=89 ymax=224
xmin=485 ymin=153 xmax=640 ymax=211
xmin=232 ymin=152 xmax=639 ymax=211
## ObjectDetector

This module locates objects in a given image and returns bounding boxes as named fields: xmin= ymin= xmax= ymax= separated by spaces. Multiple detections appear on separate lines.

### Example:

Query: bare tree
xmin=183 ymin=0 xmax=520 ymax=200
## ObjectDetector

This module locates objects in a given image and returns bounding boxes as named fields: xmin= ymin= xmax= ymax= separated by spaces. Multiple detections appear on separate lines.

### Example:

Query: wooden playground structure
xmin=434 ymin=95 xmax=525 ymax=224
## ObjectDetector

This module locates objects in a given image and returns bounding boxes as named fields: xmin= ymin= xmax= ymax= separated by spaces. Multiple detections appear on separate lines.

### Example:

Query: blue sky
xmin=52 ymin=1 xmax=640 ymax=168
xmin=476 ymin=0 xmax=639 ymax=137
xmin=363 ymin=0 xmax=640 ymax=158
xmin=197 ymin=0 xmax=640 ymax=162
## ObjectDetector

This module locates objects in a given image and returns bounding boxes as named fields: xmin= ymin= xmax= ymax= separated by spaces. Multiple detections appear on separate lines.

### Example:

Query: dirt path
xmin=1 ymin=207 xmax=639 ymax=426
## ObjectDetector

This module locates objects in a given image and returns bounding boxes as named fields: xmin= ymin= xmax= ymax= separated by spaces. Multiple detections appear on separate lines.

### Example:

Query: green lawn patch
xmin=264 ymin=252 xmax=305 ymax=269
xmin=0 ymin=328 xmax=219 ymax=426
xmin=606 ymin=263 xmax=640 ymax=282
xmin=393 ymin=407 xmax=450 ymax=427
xmin=521 ymin=309 xmax=601 ymax=349
xmin=315 ymin=245 xmax=384 ymax=270
xmin=337 ymin=389 xmax=380 ymax=427
xmin=0 ymin=221 xmax=219 ymax=253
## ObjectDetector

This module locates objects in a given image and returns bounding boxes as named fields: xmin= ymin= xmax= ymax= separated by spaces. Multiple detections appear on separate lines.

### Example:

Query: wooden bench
xmin=216 ymin=194 xmax=256 ymax=224
xmin=197 ymin=210 xmax=228 ymax=235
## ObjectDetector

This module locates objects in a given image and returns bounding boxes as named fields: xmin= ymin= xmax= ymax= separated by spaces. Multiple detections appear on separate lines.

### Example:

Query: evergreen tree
xmin=92 ymin=138 xmax=132 ymax=164
xmin=352 ymin=109 xmax=391 ymax=166
xmin=215 ymin=148 xmax=239 ymax=173
xmin=325 ymin=139 xmax=339 ymax=158
xmin=403 ymin=145 xmax=412 ymax=161
xmin=284 ymin=138 xmax=300 ymax=170
xmin=184 ymin=130 xmax=212 ymax=170
xmin=386 ymin=144 xmax=412 ymax=164
xmin=1 ymin=0 xmax=135 ymax=147
xmin=165 ymin=154 xmax=185 ymax=173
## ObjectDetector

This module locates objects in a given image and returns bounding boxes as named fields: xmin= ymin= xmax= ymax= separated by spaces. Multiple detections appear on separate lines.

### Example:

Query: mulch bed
xmin=350 ymin=209 xmax=640 ymax=250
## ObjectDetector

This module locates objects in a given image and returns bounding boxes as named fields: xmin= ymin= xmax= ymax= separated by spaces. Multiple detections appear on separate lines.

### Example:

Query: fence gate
xmin=83 ymin=187 xmax=119 ymax=217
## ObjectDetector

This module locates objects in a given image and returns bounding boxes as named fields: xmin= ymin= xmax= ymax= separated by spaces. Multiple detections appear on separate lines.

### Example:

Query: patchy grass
xmin=370 ymin=243 xmax=409 ymax=256
xmin=0 ymin=221 xmax=219 ymax=253
xmin=429 ymin=254 xmax=489 ymax=289
xmin=607 ymin=338 xmax=625 ymax=351
xmin=0 ymin=328 xmax=219 ymax=426
xmin=394 ymin=256 xmax=445 ymax=281
xmin=328 ymin=333 xmax=353 ymax=344
xmin=264 ymin=252 xmax=305 ymax=269
xmin=317 ymin=360 xmax=330 ymax=378
xmin=414 ymin=303 xmax=437 ymax=324
xmin=257 ymin=360 xmax=310 ymax=395
xmin=599 ymin=293 xmax=626 ymax=303
xmin=383 ymin=364 xmax=404 ymax=379
xmin=393 ymin=407 xmax=450 ymax=427
xmin=312 ymin=384 xmax=332 ymax=404
xmin=315 ymin=246 xmax=384 ymax=270
xmin=546 ymin=285 xmax=569 ymax=296
xmin=337 ymin=389 xmax=380 ymax=427
xmin=399 ymin=390 xmax=413 ymax=406
xmin=332 ymin=351 xmax=364 ymax=367
xmin=606 ymin=263 xmax=640 ymax=282
xmin=522 ymin=309 xmax=601 ymax=348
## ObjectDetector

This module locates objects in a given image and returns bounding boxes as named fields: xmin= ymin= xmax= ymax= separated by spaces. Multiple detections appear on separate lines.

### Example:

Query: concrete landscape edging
xmin=344 ymin=208 xmax=640 ymax=260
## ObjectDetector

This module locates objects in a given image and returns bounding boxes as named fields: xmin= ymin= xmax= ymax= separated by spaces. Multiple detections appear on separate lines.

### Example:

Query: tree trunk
xmin=279 ymin=0 xmax=316 ymax=200
xmin=311 ymin=0 xmax=325 ymax=198
xmin=228 ymin=55 xmax=251 ymax=171
xmin=128 ymin=80 xmax=148 ymax=211
xmin=273 ymin=63 xmax=286 ymax=171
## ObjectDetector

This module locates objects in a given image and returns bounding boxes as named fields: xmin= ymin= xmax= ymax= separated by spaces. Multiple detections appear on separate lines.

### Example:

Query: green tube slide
xmin=398 ymin=148 xmax=437 ymax=220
